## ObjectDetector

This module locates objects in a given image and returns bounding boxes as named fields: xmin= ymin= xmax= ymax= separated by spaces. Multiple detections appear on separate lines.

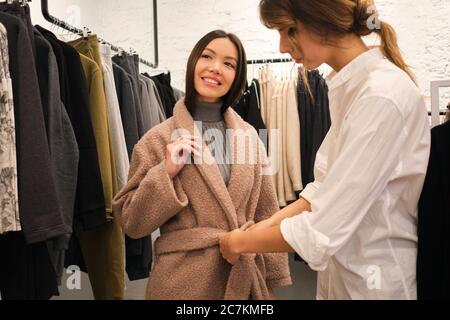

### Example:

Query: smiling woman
xmin=194 ymin=39 xmax=238 ymax=103
xmin=113 ymin=29 xmax=292 ymax=300
xmin=185 ymin=30 xmax=247 ymax=115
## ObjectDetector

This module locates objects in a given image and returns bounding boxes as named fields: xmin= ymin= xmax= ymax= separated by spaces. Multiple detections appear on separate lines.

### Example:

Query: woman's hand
xmin=165 ymin=135 xmax=201 ymax=178
xmin=219 ymin=229 xmax=244 ymax=265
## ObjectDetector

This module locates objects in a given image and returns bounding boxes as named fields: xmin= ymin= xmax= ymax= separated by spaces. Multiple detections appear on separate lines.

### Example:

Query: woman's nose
xmin=209 ymin=61 xmax=222 ymax=74
xmin=279 ymin=35 xmax=292 ymax=55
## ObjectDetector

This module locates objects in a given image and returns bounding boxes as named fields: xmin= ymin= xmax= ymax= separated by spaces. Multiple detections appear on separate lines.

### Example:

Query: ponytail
xmin=374 ymin=21 xmax=417 ymax=85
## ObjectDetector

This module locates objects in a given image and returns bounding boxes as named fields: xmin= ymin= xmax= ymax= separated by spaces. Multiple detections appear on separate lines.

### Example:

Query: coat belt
xmin=154 ymin=222 xmax=270 ymax=300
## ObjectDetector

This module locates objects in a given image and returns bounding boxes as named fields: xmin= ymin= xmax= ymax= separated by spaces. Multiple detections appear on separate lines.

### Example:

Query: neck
xmin=327 ymin=35 xmax=370 ymax=72
xmin=193 ymin=99 xmax=224 ymax=122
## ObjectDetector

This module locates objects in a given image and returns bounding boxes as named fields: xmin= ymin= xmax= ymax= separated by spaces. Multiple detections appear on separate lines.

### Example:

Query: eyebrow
xmin=204 ymin=47 xmax=238 ymax=63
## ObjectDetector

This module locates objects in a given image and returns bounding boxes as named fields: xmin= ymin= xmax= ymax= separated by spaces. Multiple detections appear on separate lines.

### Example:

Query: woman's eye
xmin=225 ymin=62 xmax=236 ymax=69
xmin=288 ymin=27 xmax=297 ymax=36
xmin=201 ymin=54 xmax=212 ymax=59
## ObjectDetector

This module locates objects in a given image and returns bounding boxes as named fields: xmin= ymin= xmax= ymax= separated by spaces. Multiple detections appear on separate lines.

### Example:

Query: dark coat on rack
xmin=235 ymin=79 xmax=268 ymax=152
xmin=34 ymin=28 xmax=79 ymax=249
xmin=112 ymin=54 xmax=146 ymax=138
xmin=145 ymin=72 xmax=176 ymax=118
xmin=297 ymin=69 xmax=331 ymax=186
xmin=0 ymin=9 xmax=60 ymax=301
xmin=112 ymin=61 xmax=153 ymax=281
xmin=417 ymin=121 xmax=450 ymax=299
xmin=0 ymin=9 xmax=65 ymax=244
xmin=35 ymin=25 xmax=107 ymax=231
xmin=113 ymin=62 xmax=140 ymax=158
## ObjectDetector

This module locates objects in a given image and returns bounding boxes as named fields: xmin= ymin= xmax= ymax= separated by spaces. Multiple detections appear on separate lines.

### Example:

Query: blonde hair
xmin=259 ymin=0 xmax=417 ymax=85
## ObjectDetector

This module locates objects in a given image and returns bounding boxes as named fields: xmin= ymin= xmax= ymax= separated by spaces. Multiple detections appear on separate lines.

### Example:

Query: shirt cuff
xmin=280 ymin=212 xmax=330 ymax=271
xmin=300 ymin=182 xmax=320 ymax=203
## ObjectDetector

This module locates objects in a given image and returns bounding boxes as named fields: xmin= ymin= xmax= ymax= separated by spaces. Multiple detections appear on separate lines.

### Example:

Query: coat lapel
xmin=223 ymin=109 xmax=255 ymax=221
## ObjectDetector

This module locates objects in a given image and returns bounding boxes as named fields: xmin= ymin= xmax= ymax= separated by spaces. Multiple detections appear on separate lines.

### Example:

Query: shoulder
xmin=228 ymin=107 xmax=255 ymax=130
xmin=135 ymin=117 xmax=176 ymax=152
xmin=361 ymin=60 xmax=424 ymax=115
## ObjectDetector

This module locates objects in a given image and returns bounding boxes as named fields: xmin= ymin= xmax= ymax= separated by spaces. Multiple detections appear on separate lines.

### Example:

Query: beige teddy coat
xmin=113 ymin=99 xmax=292 ymax=300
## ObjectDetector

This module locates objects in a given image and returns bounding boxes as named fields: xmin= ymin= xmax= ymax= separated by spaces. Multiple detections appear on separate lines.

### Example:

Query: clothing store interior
xmin=0 ymin=0 xmax=449 ymax=300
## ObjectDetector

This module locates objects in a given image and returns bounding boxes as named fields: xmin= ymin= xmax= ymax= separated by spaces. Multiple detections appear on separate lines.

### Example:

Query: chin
xmin=303 ymin=61 xmax=321 ymax=71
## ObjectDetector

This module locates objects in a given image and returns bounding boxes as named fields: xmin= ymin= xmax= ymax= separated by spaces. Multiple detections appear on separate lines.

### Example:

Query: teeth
xmin=204 ymin=78 xmax=219 ymax=85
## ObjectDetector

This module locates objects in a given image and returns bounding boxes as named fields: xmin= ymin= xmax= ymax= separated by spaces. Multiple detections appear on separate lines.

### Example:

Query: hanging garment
xmin=0 ymin=11 xmax=65 ymax=244
xmin=139 ymin=74 xmax=165 ymax=129
xmin=275 ymin=80 xmax=288 ymax=206
xmin=235 ymin=79 xmax=267 ymax=134
xmin=280 ymin=79 xmax=297 ymax=203
xmin=100 ymin=45 xmax=129 ymax=190
xmin=35 ymin=25 xmax=106 ymax=231
xmin=0 ymin=232 xmax=59 ymax=300
xmin=138 ymin=77 xmax=153 ymax=133
xmin=297 ymin=69 xmax=331 ymax=186
xmin=148 ymin=72 xmax=177 ymax=118
xmin=266 ymin=80 xmax=281 ymax=204
xmin=172 ymin=86 xmax=185 ymax=102
xmin=62 ymin=53 xmax=125 ymax=300
xmin=285 ymin=79 xmax=302 ymax=193
xmin=417 ymin=121 xmax=450 ymax=299
xmin=113 ymin=62 xmax=140 ymax=158
xmin=0 ymin=21 xmax=20 ymax=234
xmin=77 ymin=53 xmax=117 ymax=219
xmin=33 ymin=28 xmax=79 ymax=248
xmin=0 ymin=2 xmax=35 ymax=55
xmin=147 ymin=75 xmax=167 ymax=122
xmin=113 ymin=99 xmax=291 ymax=299
xmin=0 ymin=9 xmax=61 ymax=300
xmin=68 ymin=35 xmax=104 ymax=85
xmin=34 ymin=28 xmax=80 ymax=284
xmin=259 ymin=66 xmax=275 ymax=125
xmin=66 ymin=218 xmax=125 ymax=300
xmin=113 ymin=53 xmax=145 ymax=137
xmin=68 ymin=36 xmax=120 ymax=198
xmin=280 ymin=48 xmax=430 ymax=299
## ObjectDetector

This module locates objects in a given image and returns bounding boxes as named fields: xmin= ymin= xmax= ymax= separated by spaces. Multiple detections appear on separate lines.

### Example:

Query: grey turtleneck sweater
xmin=193 ymin=100 xmax=231 ymax=185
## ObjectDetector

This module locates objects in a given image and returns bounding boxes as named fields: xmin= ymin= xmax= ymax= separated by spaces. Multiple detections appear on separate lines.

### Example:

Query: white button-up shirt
xmin=280 ymin=48 xmax=431 ymax=300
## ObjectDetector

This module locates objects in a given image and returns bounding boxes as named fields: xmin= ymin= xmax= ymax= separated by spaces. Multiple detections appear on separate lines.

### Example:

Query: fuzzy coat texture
xmin=113 ymin=99 xmax=292 ymax=300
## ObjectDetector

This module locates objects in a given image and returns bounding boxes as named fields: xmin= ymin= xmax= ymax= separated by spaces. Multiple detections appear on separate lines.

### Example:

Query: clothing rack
xmin=430 ymin=79 xmax=450 ymax=128
xmin=40 ymin=0 xmax=158 ymax=68
xmin=6 ymin=0 xmax=29 ymax=5
xmin=247 ymin=57 xmax=293 ymax=65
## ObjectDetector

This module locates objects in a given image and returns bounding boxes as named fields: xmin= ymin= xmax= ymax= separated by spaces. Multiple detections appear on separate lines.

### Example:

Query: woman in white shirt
xmin=219 ymin=0 xmax=430 ymax=299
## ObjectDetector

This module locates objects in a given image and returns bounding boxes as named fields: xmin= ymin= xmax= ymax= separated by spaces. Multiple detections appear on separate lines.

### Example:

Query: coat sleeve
xmin=255 ymin=141 xmax=292 ymax=288
xmin=113 ymin=134 xmax=189 ymax=239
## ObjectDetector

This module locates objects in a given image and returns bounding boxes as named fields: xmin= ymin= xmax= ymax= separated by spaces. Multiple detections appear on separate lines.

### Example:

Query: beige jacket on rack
xmin=259 ymin=71 xmax=302 ymax=207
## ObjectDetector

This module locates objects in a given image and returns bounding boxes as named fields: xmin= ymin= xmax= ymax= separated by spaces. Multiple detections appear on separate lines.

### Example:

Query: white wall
xmin=26 ymin=0 xmax=450 ymax=300
xmin=30 ymin=0 xmax=450 ymax=107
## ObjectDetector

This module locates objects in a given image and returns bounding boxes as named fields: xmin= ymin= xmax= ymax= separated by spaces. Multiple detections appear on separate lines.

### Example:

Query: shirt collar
xmin=327 ymin=47 xmax=385 ymax=91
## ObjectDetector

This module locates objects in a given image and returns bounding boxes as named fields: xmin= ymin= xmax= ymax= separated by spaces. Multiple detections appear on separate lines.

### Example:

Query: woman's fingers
xmin=219 ymin=234 xmax=241 ymax=265
xmin=172 ymin=144 xmax=200 ymax=163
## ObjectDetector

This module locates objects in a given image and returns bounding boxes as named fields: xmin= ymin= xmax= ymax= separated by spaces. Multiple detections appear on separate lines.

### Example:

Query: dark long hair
xmin=185 ymin=30 xmax=247 ymax=114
